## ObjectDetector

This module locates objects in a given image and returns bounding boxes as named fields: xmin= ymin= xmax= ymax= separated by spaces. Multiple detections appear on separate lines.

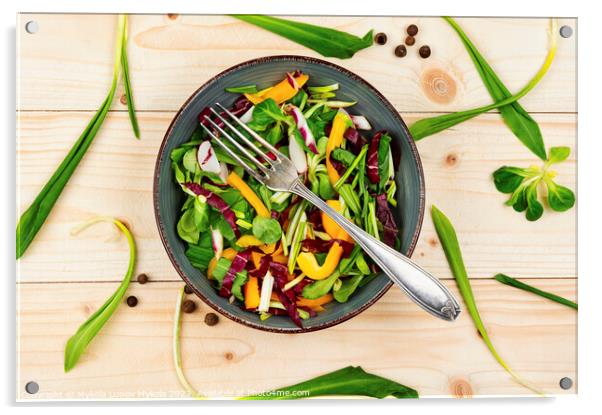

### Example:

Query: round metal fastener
xmin=25 ymin=381 xmax=39 ymax=394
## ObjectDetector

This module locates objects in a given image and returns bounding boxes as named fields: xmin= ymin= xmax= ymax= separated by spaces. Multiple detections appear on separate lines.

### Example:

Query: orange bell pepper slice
xmin=297 ymin=293 xmax=333 ymax=312
xmin=296 ymin=242 xmax=344 ymax=280
xmin=244 ymin=276 xmax=260 ymax=309
xmin=207 ymin=247 xmax=238 ymax=279
xmin=326 ymin=111 xmax=352 ymax=187
xmin=321 ymin=200 xmax=353 ymax=243
xmin=227 ymin=171 xmax=270 ymax=218
xmin=245 ymin=73 xmax=309 ymax=105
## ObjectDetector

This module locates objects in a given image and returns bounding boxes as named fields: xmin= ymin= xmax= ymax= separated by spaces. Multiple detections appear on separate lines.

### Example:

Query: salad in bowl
xmin=170 ymin=70 xmax=401 ymax=328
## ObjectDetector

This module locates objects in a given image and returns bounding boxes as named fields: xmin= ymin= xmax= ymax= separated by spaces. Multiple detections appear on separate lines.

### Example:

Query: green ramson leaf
xmin=525 ymin=184 xmax=544 ymax=221
xmin=16 ymin=16 xmax=131 ymax=259
xmin=120 ymin=16 xmax=140 ymax=139
xmin=232 ymin=15 xmax=373 ymax=59
xmin=545 ymin=179 xmax=575 ymax=212
xmin=430 ymin=205 xmax=543 ymax=395
xmin=241 ymin=366 xmax=417 ymax=400
xmin=494 ymin=274 xmax=577 ymax=309
xmin=333 ymin=275 xmax=363 ymax=303
xmin=547 ymin=146 xmax=570 ymax=164
xmin=492 ymin=166 xmax=529 ymax=193
xmin=246 ymin=98 xmax=289 ymax=131
xmin=252 ymin=216 xmax=282 ymax=244
xmin=64 ymin=217 xmax=136 ymax=372
xmin=442 ymin=17 xmax=547 ymax=161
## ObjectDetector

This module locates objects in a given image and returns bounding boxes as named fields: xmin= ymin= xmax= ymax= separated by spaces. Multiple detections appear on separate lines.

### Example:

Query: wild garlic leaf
xmin=120 ymin=16 xmax=140 ymax=139
xmin=16 ymin=15 xmax=132 ymax=259
xmin=240 ymin=366 xmax=418 ymax=400
xmin=232 ymin=15 xmax=374 ymax=60
xmin=431 ymin=206 xmax=543 ymax=395
xmin=410 ymin=18 xmax=557 ymax=163
xmin=494 ymin=274 xmax=577 ymax=310
xmin=64 ymin=217 xmax=136 ymax=372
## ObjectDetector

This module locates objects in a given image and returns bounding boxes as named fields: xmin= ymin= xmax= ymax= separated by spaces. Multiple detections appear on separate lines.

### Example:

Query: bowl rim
xmin=153 ymin=54 xmax=425 ymax=333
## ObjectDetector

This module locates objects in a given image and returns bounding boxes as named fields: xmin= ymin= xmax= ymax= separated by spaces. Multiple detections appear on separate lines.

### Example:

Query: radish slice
xmin=239 ymin=106 xmax=254 ymax=123
xmin=288 ymin=134 xmax=307 ymax=174
xmin=258 ymin=270 xmax=274 ymax=312
xmin=197 ymin=141 xmax=221 ymax=175
xmin=351 ymin=115 xmax=372 ymax=130
xmin=218 ymin=162 xmax=229 ymax=183
xmin=285 ymin=104 xmax=318 ymax=154
xmin=211 ymin=226 xmax=223 ymax=259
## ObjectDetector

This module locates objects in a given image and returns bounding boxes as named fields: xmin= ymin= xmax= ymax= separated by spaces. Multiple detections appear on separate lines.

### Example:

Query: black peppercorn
xmin=182 ymin=299 xmax=196 ymax=313
xmin=407 ymin=24 xmax=418 ymax=36
xmin=419 ymin=45 xmax=431 ymax=58
xmin=204 ymin=312 xmax=219 ymax=326
xmin=184 ymin=284 xmax=193 ymax=294
xmin=405 ymin=36 xmax=415 ymax=46
xmin=137 ymin=273 xmax=148 ymax=284
xmin=126 ymin=296 xmax=138 ymax=307
xmin=394 ymin=45 xmax=407 ymax=57
xmin=374 ymin=32 xmax=387 ymax=45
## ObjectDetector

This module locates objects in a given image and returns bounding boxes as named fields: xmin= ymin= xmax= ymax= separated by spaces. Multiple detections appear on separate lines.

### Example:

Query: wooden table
xmin=16 ymin=14 xmax=577 ymax=400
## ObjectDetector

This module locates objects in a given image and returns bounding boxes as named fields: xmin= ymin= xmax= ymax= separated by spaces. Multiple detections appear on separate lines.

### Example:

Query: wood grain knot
xmin=83 ymin=303 xmax=94 ymax=316
xmin=450 ymin=377 xmax=473 ymax=398
xmin=445 ymin=153 xmax=459 ymax=167
xmin=167 ymin=14 xmax=179 ymax=20
xmin=224 ymin=352 xmax=234 ymax=361
xmin=420 ymin=68 xmax=457 ymax=105
xmin=120 ymin=94 xmax=127 ymax=105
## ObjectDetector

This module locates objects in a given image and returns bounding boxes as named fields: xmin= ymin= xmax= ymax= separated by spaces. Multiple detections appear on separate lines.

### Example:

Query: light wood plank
xmin=16 ymin=279 xmax=577 ymax=400
xmin=17 ymin=14 xmax=576 ymax=113
xmin=16 ymin=111 xmax=576 ymax=282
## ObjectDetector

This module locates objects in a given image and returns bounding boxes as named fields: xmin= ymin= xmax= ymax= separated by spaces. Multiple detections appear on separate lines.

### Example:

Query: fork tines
xmin=198 ymin=103 xmax=285 ymax=181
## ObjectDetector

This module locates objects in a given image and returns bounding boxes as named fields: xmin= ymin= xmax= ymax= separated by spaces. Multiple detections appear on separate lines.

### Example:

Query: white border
xmin=3 ymin=0 xmax=600 ymax=413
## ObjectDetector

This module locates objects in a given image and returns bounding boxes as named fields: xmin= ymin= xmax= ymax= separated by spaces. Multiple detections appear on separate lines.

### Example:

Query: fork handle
xmin=290 ymin=180 xmax=461 ymax=321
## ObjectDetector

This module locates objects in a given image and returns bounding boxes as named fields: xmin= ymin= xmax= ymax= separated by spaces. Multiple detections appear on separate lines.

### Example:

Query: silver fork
xmin=200 ymin=103 xmax=461 ymax=321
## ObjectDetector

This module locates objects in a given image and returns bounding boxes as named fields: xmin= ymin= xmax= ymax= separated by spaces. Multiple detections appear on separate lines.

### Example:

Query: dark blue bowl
xmin=154 ymin=56 xmax=425 ymax=333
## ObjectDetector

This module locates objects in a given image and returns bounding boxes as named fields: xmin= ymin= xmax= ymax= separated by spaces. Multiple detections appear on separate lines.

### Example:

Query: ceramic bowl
xmin=154 ymin=55 xmax=425 ymax=333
